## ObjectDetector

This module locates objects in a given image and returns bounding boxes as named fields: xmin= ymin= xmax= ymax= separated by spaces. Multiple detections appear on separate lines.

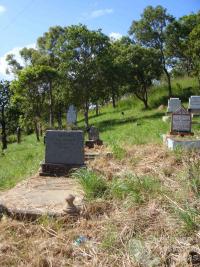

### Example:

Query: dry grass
xmin=0 ymin=144 xmax=200 ymax=266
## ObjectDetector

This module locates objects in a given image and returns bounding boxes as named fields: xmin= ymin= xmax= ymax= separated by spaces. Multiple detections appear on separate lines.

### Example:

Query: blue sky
xmin=0 ymin=0 xmax=199 ymax=78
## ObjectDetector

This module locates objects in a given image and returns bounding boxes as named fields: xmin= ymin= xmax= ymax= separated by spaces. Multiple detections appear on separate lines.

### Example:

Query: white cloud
xmin=0 ymin=5 xmax=6 ymax=13
xmin=109 ymin=32 xmax=122 ymax=41
xmin=82 ymin=8 xmax=114 ymax=20
xmin=0 ymin=43 xmax=36 ymax=80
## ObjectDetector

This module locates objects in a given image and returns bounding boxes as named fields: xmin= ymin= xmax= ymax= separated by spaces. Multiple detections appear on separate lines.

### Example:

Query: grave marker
xmin=67 ymin=105 xmax=77 ymax=125
xmin=188 ymin=96 xmax=200 ymax=114
xmin=171 ymin=106 xmax=192 ymax=135
xmin=40 ymin=130 xmax=84 ymax=176
xmin=167 ymin=98 xmax=181 ymax=113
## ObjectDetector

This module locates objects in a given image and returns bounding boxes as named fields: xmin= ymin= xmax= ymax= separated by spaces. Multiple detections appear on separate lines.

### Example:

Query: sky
xmin=0 ymin=0 xmax=199 ymax=79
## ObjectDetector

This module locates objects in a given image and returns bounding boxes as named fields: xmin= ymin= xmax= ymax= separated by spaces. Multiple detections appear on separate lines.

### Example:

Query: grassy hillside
xmin=0 ymin=77 xmax=200 ymax=266
xmin=0 ymin=76 xmax=199 ymax=190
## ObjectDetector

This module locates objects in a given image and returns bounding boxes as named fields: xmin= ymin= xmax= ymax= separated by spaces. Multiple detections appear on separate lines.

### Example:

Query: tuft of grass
xmin=101 ymin=225 xmax=118 ymax=250
xmin=187 ymin=158 xmax=200 ymax=197
xmin=176 ymin=206 xmax=199 ymax=233
xmin=110 ymin=174 xmax=161 ymax=204
xmin=111 ymin=143 xmax=126 ymax=160
xmin=73 ymin=169 xmax=108 ymax=200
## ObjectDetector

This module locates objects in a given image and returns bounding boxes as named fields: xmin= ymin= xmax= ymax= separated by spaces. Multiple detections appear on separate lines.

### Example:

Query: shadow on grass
xmin=94 ymin=112 xmax=164 ymax=132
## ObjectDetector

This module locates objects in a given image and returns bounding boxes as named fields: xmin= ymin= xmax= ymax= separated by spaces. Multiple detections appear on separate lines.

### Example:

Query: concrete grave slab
xmin=163 ymin=134 xmax=200 ymax=150
xmin=0 ymin=175 xmax=84 ymax=219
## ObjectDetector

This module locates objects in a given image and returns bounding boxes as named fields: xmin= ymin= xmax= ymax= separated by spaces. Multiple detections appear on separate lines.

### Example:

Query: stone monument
xmin=170 ymin=106 xmax=192 ymax=135
xmin=67 ymin=105 xmax=77 ymax=126
xmin=188 ymin=96 xmax=200 ymax=114
xmin=85 ymin=126 xmax=103 ymax=148
xmin=167 ymin=98 xmax=181 ymax=113
xmin=40 ymin=130 xmax=84 ymax=176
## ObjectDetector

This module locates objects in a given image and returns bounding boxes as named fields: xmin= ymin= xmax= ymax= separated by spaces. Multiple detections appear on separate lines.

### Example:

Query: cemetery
xmin=0 ymin=2 xmax=200 ymax=266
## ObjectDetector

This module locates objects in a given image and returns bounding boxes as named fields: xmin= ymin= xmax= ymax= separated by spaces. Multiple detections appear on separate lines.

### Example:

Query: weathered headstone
xmin=85 ymin=126 xmax=103 ymax=148
xmin=40 ymin=130 xmax=84 ymax=176
xmin=88 ymin=126 xmax=99 ymax=141
xmin=188 ymin=96 xmax=200 ymax=114
xmin=171 ymin=106 xmax=192 ymax=135
xmin=167 ymin=98 xmax=181 ymax=113
xmin=67 ymin=105 xmax=77 ymax=126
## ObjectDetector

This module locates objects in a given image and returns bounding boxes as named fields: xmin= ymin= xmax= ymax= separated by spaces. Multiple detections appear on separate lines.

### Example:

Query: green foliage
xmin=73 ymin=169 xmax=108 ymax=200
xmin=111 ymin=143 xmax=126 ymax=160
xmin=7 ymin=134 xmax=17 ymax=144
xmin=110 ymin=175 xmax=161 ymax=203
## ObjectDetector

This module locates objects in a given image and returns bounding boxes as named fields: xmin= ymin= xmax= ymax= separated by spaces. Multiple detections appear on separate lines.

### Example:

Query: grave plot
xmin=0 ymin=175 xmax=84 ymax=219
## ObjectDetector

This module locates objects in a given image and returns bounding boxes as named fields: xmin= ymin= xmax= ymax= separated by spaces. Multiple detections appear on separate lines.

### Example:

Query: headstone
xmin=171 ymin=106 xmax=192 ymax=135
xmin=167 ymin=98 xmax=181 ymax=113
xmin=188 ymin=96 xmax=200 ymax=114
xmin=67 ymin=105 xmax=77 ymax=125
xmin=41 ymin=130 xmax=84 ymax=176
xmin=85 ymin=126 xmax=103 ymax=148
xmin=88 ymin=126 xmax=99 ymax=141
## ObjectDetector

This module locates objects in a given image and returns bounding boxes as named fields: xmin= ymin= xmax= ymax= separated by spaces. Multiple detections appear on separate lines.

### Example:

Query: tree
xmin=189 ymin=23 xmax=200 ymax=88
xmin=0 ymin=81 xmax=11 ymax=150
xmin=11 ymin=66 xmax=58 ymax=141
xmin=166 ymin=13 xmax=200 ymax=77
xmin=129 ymin=5 xmax=174 ymax=97
xmin=116 ymin=44 xmax=162 ymax=108
xmin=56 ymin=24 xmax=110 ymax=127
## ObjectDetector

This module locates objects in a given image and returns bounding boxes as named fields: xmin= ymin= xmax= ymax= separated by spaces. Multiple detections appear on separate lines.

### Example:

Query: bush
xmin=7 ymin=134 xmax=17 ymax=144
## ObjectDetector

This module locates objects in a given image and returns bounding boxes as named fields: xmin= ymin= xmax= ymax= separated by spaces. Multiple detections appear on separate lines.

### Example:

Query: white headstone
xmin=188 ymin=96 xmax=200 ymax=114
xmin=67 ymin=105 xmax=77 ymax=125
xmin=167 ymin=98 xmax=181 ymax=113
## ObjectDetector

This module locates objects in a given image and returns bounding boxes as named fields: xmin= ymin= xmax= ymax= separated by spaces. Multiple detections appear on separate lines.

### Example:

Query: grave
xmin=0 ymin=175 xmax=84 ymax=219
xmin=162 ymin=106 xmax=200 ymax=150
xmin=85 ymin=126 xmax=103 ymax=149
xmin=188 ymin=96 xmax=200 ymax=114
xmin=167 ymin=98 xmax=181 ymax=114
xmin=67 ymin=105 xmax=77 ymax=126
xmin=170 ymin=106 xmax=192 ymax=135
xmin=40 ymin=130 xmax=84 ymax=176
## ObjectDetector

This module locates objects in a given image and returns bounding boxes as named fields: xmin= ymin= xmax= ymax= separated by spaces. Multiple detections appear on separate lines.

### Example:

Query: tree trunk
xmin=112 ymin=90 xmax=116 ymax=108
xmin=34 ymin=120 xmax=40 ymax=142
xmin=49 ymin=81 xmax=54 ymax=128
xmin=84 ymin=102 xmax=89 ymax=128
xmin=57 ymin=107 xmax=62 ymax=129
xmin=95 ymin=102 xmax=99 ymax=116
xmin=163 ymin=67 xmax=172 ymax=97
xmin=1 ymin=108 xmax=7 ymax=150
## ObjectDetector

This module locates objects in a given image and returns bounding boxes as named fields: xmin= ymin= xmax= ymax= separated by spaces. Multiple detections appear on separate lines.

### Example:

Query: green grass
xmin=110 ymin=174 xmax=161 ymax=204
xmin=0 ymin=76 xmax=199 ymax=191
xmin=73 ymin=169 xmax=108 ymax=200
xmin=0 ymin=134 xmax=43 ymax=190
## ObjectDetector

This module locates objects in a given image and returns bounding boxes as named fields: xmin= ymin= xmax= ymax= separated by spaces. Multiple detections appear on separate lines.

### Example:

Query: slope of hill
xmin=0 ymin=77 xmax=199 ymax=266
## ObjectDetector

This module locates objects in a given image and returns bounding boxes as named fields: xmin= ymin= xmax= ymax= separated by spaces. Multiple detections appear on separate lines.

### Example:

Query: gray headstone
xmin=67 ymin=105 xmax=77 ymax=125
xmin=88 ymin=126 xmax=99 ymax=141
xmin=167 ymin=98 xmax=181 ymax=113
xmin=188 ymin=96 xmax=200 ymax=113
xmin=45 ymin=130 xmax=84 ymax=165
xmin=171 ymin=107 xmax=191 ymax=133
